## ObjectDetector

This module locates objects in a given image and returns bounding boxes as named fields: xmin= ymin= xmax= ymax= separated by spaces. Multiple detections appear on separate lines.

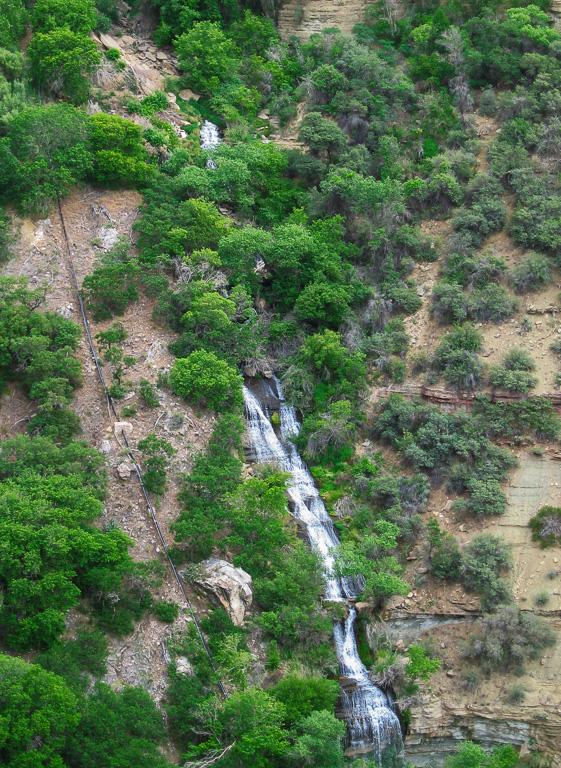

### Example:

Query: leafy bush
xmin=27 ymin=28 xmax=100 ymax=103
xmin=461 ymin=534 xmax=513 ymax=610
xmin=432 ymin=323 xmax=483 ymax=390
xmin=81 ymin=241 xmax=140 ymax=319
xmin=269 ymin=673 xmax=339 ymax=727
xmin=0 ymin=104 xmax=92 ymax=214
xmin=509 ymin=253 xmax=551 ymax=293
xmin=0 ymin=654 xmax=80 ymax=766
xmin=469 ymin=284 xmax=518 ymax=323
xmin=170 ymin=350 xmax=243 ymax=412
xmin=139 ymin=379 xmax=159 ymax=408
xmin=32 ymin=0 xmax=96 ymax=34
xmin=138 ymin=434 xmax=176 ymax=495
xmin=529 ymin=506 xmax=561 ymax=547
xmin=463 ymin=604 xmax=555 ymax=674
xmin=489 ymin=349 xmax=537 ymax=393
xmin=471 ymin=395 xmax=560 ymax=441
xmin=427 ymin=518 xmax=461 ymax=580
xmin=153 ymin=601 xmax=179 ymax=623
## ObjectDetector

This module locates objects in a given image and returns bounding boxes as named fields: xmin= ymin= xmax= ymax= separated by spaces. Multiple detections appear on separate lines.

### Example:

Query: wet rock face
xmin=193 ymin=559 xmax=253 ymax=626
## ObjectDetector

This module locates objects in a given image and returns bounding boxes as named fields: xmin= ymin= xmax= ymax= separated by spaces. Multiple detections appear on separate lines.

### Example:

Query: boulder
xmin=99 ymin=33 xmax=121 ymax=50
xmin=179 ymin=88 xmax=200 ymax=102
xmin=117 ymin=460 xmax=135 ymax=480
xmin=194 ymin=559 xmax=252 ymax=626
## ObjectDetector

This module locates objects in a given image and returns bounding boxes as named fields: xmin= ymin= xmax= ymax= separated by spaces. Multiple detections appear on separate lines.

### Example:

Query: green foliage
xmin=489 ymin=348 xmax=538 ymax=393
xmin=471 ymin=396 xmax=560 ymax=441
xmin=269 ymin=674 xmax=339 ymax=728
xmin=32 ymin=0 xmax=96 ymax=34
xmin=88 ymin=113 xmax=151 ymax=188
xmin=374 ymin=396 xmax=516 ymax=515
xmin=138 ymin=433 xmax=176 ymax=495
xmin=225 ymin=465 xmax=290 ymax=576
xmin=289 ymin=709 xmax=346 ymax=768
xmin=509 ymin=253 xmax=551 ymax=293
xmin=255 ymin=542 xmax=331 ymax=652
xmin=37 ymin=628 xmax=108 ymax=692
xmin=173 ymin=414 xmax=243 ymax=561
xmin=153 ymin=600 xmax=179 ymax=622
xmin=175 ymin=21 xmax=239 ymax=94
xmin=128 ymin=91 xmax=168 ymax=117
xmin=463 ymin=604 xmax=555 ymax=674
xmin=444 ymin=742 xmax=519 ymax=768
xmin=82 ymin=240 xmax=140 ymax=320
xmin=170 ymin=350 xmax=242 ymax=412
xmin=0 ymin=104 xmax=92 ymax=214
xmin=529 ymin=506 xmax=561 ymax=547
xmin=461 ymin=534 xmax=513 ymax=611
xmin=27 ymin=28 xmax=100 ymax=103
xmin=139 ymin=379 xmax=160 ymax=407
xmin=0 ymin=654 xmax=80 ymax=767
xmin=427 ymin=518 xmax=461 ymax=580
xmin=299 ymin=112 xmax=348 ymax=159
xmin=0 ymin=0 xmax=27 ymax=49
xmin=63 ymin=683 xmax=173 ymax=768
xmin=0 ymin=470 xmax=132 ymax=649
xmin=432 ymin=323 xmax=483 ymax=390
xmin=336 ymin=519 xmax=410 ymax=603
xmin=406 ymin=644 xmax=441 ymax=681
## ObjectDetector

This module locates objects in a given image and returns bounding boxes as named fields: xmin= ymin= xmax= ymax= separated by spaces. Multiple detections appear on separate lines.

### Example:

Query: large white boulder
xmin=194 ymin=559 xmax=252 ymax=626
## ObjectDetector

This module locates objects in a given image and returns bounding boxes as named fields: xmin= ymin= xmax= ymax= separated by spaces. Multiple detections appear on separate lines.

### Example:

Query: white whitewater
xmin=199 ymin=120 xmax=220 ymax=168
xmin=243 ymin=380 xmax=403 ymax=761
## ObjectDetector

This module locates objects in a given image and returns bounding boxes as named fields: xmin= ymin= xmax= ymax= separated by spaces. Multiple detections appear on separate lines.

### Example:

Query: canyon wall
xmin=277 ymin=0 xmax=370 ymax=39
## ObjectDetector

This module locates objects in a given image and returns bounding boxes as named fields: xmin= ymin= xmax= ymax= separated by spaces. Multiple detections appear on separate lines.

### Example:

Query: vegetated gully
xmin=201 ymin=121 xmax=403 ymax=759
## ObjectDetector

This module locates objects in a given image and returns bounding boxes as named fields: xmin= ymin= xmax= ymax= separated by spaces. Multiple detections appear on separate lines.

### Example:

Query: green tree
xmin=63 ymin=683 xmax=173 ymax=768
xmin=170 ymin=350 xmax=243 ymax=412
xmin=137 ymin=433 xmax=176 ymax=495
xmin=27 ymin=28 xmax=100 ymax=103
xmin=0 ymin=471 xmax=132 ymax=649
xmin=88 ymin=113 xmax=151 ymax=188
xmin=289 ymin=710 xmax=346 ymax=768
xmin=32 ymin=0 xmax=96 ymax=34
xmin=175 ymin=21 xmax=239 ymax=94
xmin=0 ymin=104 xmax=92 ymax=214
xmin=0 ymin=0 xmax=27 ymax=49
xmin=294 ymin=281 xmax=350 ymax=328
xmin=0 ymin=654 xmax=80 ymax=768
xmin=225 ymin=466 xmax=289 ymax=575
xmin=270 ymin=674 xmax=339 ymax=727
xmin=298 ymin=112 xmax=348 ymax=159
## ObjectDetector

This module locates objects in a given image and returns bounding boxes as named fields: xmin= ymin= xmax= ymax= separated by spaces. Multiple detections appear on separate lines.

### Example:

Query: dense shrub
xmin=529 ymin=506 xmax=561 ymax=548
xmin=170 ymin=350 xmax=243 ymax=412
xmin=509 ymin=253 xmax=551 ymax=293
xmin=489 ymin=349 xmax=537 ymax=393
xmin=427 ymin=518 xmax=462 ymax=581
xmin=463 ymin=604 xmax=555 ymax=674
xmin=461 ymin=534 xmax=513 ymax=611
xmin=0 ymin=104 xmax=92 ymax=214
xmin=432 ymin=323 xmax=483 ymax=390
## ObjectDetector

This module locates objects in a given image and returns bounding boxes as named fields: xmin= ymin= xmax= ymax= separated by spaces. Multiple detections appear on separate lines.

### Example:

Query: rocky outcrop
xmin=193 ymin=559 xmax=253 ymax=626
xmin=277 ymin=0 xmax=370 ymax=39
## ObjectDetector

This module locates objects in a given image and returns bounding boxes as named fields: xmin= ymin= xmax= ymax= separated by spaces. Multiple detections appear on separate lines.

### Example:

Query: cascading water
xmin=243 ymin=379 xmax=403 ymax=761
xmin=199 ymin=119 xmax=220 ymax=168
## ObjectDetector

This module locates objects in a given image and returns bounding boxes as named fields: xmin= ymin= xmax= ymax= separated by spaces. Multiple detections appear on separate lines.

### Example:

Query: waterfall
xmin=243 ymin=380 xmax=403 ymax=761
xmin=199 ymin=120 xmax=220 ymax=168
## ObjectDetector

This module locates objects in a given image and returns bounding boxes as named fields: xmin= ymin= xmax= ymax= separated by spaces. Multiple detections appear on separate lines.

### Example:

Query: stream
xmin=243 ymin=380 xmax=403 ymax=761
xmin=199 ymin=120 xmax=403 ymax=761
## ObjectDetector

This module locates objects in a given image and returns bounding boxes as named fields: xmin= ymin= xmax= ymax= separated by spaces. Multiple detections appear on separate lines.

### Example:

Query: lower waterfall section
xmin=243 ymin=382 xmax=403 ymax=761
